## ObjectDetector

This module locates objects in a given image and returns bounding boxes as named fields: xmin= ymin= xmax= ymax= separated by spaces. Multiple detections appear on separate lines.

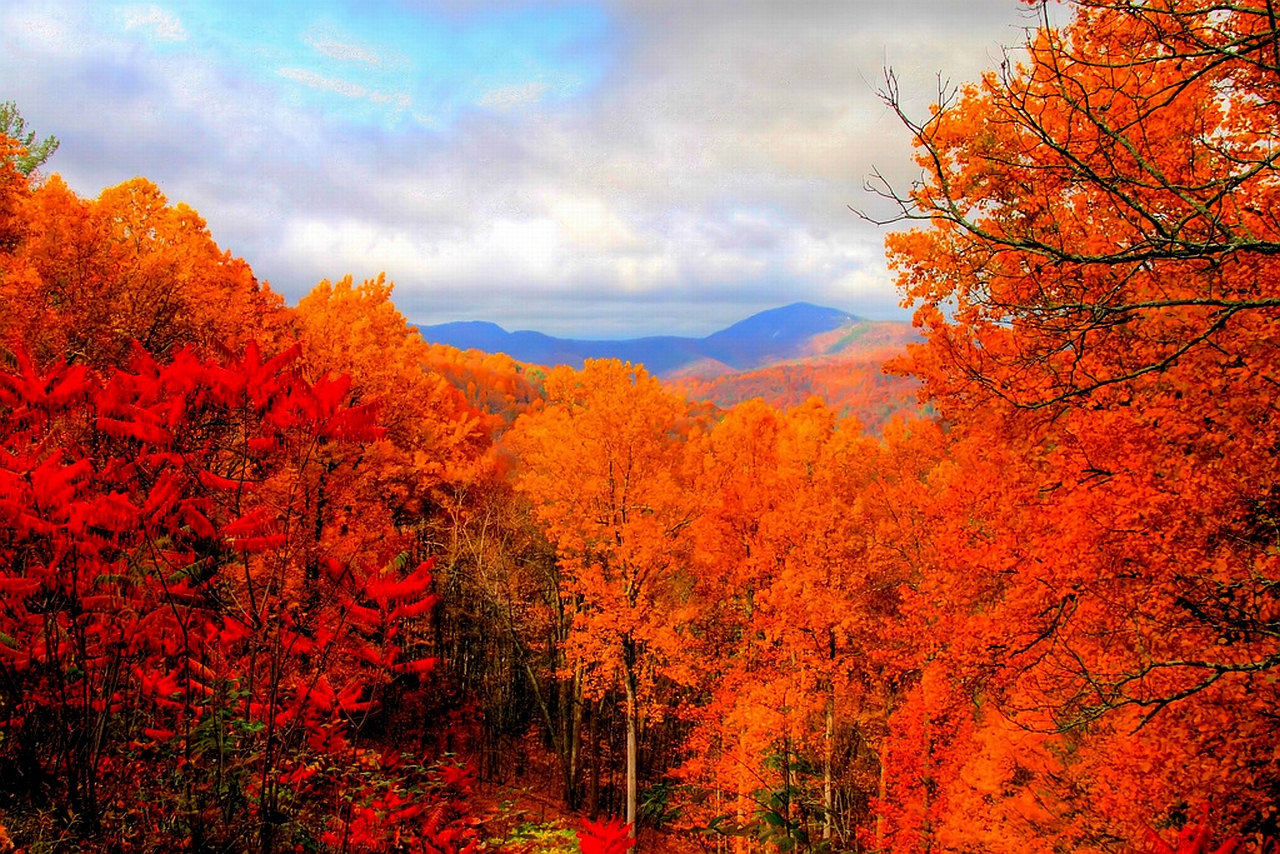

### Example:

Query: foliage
xmin=671 ymin=336 xmax=923 ymax=434
xmin=575 ymin=816 xmax=635 ymax=854
xmin=1141 ymin=806 xmax=1241 ymax=854
xmin=861 ymin=1 xmax=1280 ymax=851
xmin=498 ymin=821 xmax=580 ymax=854
xmin=0 ymin=174 xmax=289 ymax=369
xmin=9 ymin=9 xmax=1280 ymax=847
xmin=0 ymin=343 xmax=460 ymax=851
xmin=0 ymin=102 xmax=58 ymax=176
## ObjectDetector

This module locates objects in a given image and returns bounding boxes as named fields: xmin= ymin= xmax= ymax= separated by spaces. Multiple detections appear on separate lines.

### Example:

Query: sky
xmin=2 ymin=0 xmax=1040 ymax=338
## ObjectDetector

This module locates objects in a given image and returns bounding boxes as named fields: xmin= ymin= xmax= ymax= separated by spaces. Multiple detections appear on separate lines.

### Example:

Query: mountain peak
xmin=709 ymin=302 xmax=857 ymax=339
xmin=700 ymin=303 xmax=859 ymax=369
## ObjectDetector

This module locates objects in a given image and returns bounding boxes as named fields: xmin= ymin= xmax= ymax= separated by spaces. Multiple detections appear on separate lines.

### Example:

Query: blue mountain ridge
xmin=417 ymin=303 xmax=864 ymax=377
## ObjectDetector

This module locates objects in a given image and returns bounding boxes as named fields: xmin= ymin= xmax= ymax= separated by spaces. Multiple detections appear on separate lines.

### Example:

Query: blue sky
xmin=3 ymin=0 xmax=1035 ymax=337
xmin=160 ymin=1 xmax=612 ymax=126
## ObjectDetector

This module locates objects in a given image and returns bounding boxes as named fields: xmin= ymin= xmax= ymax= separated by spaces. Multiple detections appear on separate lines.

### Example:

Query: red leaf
xmin=577 ymin=817 xmax=635 ymax=854
xmin=392 ymin=657 xmax=438 ymax=676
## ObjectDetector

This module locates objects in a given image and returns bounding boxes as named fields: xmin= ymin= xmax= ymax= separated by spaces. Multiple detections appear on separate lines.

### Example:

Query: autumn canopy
xmin=0 ymin=1 xmax=1277 ymax=853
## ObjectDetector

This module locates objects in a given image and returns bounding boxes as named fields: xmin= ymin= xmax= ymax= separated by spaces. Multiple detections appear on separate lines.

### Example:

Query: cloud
xmin=277 ymin=67 xmax=368 ymax=99
xmin=547 ymin=194 xmax=645 ymax=253
xmin=305 ymin=32 xmax=384 ymax=67
xmin=5 ymin=0 xmax=1034 ymax=337
xmin=274 ymin=68 xmax=415 ymax=121
xmin=5 ymin=5 xmax=91 ymax=57
xmin=478 ymin=81 xmax=550 ymax=110
xmin=269 ymin=0 xmax=1031 ymax=333
xmin=121 ymin=5 xmax=186 ymax=42
xmin=370 ymin=90 xmax=413 ymax=110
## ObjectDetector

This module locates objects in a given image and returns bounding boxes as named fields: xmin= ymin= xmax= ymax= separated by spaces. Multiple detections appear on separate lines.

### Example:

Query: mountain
xmin=417 ymin=302 xmax=908 ymax=378
xmin=699 ymin=303 xmax=856 ymax=369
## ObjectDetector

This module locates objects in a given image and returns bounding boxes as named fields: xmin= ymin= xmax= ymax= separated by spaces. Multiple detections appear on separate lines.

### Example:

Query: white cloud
xmin=277 ymin=67 xmax=367 ymax=99
xmin=121 ymin=5 xmax=186 ymax=42
xmin=547 ymin=195 xmax=645 ymax=253
xmin=478 ymin=81 xmax=550 ymax=110
xmin=369 ymin=90 xmax=412 ymax=110
xmin=6 ymin=6 xmax=89 ymax=56
xmin=305 ymin=33 xmax=383 ymax=67
xmin=279 ymin=215 xmax=568 ymax=291
xmin=250 ymin=0 xmax=1029 ymax=331
xmin=275 ymin=68 xmax=412 ymax=115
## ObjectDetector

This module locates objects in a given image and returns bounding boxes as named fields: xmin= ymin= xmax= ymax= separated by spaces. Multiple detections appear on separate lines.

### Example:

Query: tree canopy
xmin=0 ymin=101 xmax=58 ymax=176
xmin=3 ymin=6 xmax=1280 ymax=850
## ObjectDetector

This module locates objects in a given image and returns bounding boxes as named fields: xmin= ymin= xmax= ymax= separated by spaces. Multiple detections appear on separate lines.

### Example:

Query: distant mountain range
xmin=418 ymin=302 xmax=918 ymax=378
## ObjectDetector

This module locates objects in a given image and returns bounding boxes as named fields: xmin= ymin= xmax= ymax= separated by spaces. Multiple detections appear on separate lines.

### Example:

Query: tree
xmin=0 ymin=135 xmax=27 ymax=254
xmin=868 ymin=2 xmax=1280 ymax=847
xmin=294 ymin=273 xmax=491 ymax=526
xmin=0 ymin=102 xmax=58 ymax=176
xmin=866 ymin=0 xmax=1280 ymax=409
xmin=1 ymin=176 xmax=290 ymax=369
xmin=0 ymin=342 xmax=482 ymax=853
xmin=508 ymin=359 xmax=700 ymax=840
xmin=681 ymin=399 xmax=908 ymax=852
xmin=872 ymin=0 xmax=1280 ymax=708
xmin=0 ymin=150 xmax=491 ymax=851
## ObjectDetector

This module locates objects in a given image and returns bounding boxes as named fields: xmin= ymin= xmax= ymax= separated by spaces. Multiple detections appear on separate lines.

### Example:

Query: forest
xmin=1 ymin=1 xmax=1278 ymax=852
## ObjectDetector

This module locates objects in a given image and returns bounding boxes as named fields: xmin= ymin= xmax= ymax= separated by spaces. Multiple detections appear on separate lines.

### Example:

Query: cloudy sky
xmin=2 ymin=0 xmax=1039 ymax=338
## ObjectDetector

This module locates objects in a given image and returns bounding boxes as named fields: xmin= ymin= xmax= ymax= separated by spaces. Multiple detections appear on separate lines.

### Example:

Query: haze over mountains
xmin=418 ymin=302 xmax=918 ymax=378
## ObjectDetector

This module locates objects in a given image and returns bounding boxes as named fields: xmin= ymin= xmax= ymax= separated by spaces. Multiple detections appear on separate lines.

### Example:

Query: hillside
xmin=670 ymin=352 xmax=923 ymax=434
xmin=420 ymin=304 xmax=924 ymax=429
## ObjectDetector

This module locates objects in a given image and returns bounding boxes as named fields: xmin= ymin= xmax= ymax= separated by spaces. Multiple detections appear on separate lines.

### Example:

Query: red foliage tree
xmin=0 ymin=343 xmax=471 ymax=852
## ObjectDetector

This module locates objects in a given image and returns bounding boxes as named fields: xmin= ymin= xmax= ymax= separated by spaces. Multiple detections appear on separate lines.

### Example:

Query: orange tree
xmin=680 ymin=398 xmax=919 ymax=852
xmin=869 ymin=0 xmax=1280 ymax=407
xmin=869 ymin=0 xmax=1280 ymax=848
xmin=294 ymin=273 xmax=491 ymax=534
xmin=0 ymin=171 xmax=289 ymax=370
xmin=507 ymin=359 xmax=702 ymax=837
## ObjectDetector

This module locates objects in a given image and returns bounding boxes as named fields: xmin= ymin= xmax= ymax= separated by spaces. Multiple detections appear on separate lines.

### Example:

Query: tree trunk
xmin=622 ymin=633 xmax=640 ymax=847
xmin=568 ymin=663 xmax=584 ymax=808
xmin=823 ymin=698 xmax=834 ymax=842
xmin=588 ymin=697 xmax=601 ymax=819
xmin=625 ymin=667 xmax=638 ymax=842
xmin=875 ymin=745 xmax=888 ymax=853
xmin=736 ymin=734 xmax=749 ymax=854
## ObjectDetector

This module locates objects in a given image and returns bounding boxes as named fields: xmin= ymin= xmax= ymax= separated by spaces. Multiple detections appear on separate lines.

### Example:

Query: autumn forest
xmin=2 ymin=1 xmax=1279 ymax=853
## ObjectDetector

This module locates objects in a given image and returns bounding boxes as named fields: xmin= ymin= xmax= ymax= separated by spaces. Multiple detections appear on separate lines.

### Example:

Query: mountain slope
xmin=700 ymin=303 xmax=856 ymax=369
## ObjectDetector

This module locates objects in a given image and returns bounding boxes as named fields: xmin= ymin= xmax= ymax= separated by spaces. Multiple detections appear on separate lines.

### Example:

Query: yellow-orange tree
xmin=294 ymin=274 xmax=491 ymax=533
xmin=0 ymin=134 xmax=27 ymax=252
xmin=682 ymin=398 xmax=917 ymax=852
xmin=507 ymin=359 xmax=701 ymax=836
xmin=1 ymin=175 xmax=289 ymax=369
xmin=874 ymin=0 xmax=1280 ymax=848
